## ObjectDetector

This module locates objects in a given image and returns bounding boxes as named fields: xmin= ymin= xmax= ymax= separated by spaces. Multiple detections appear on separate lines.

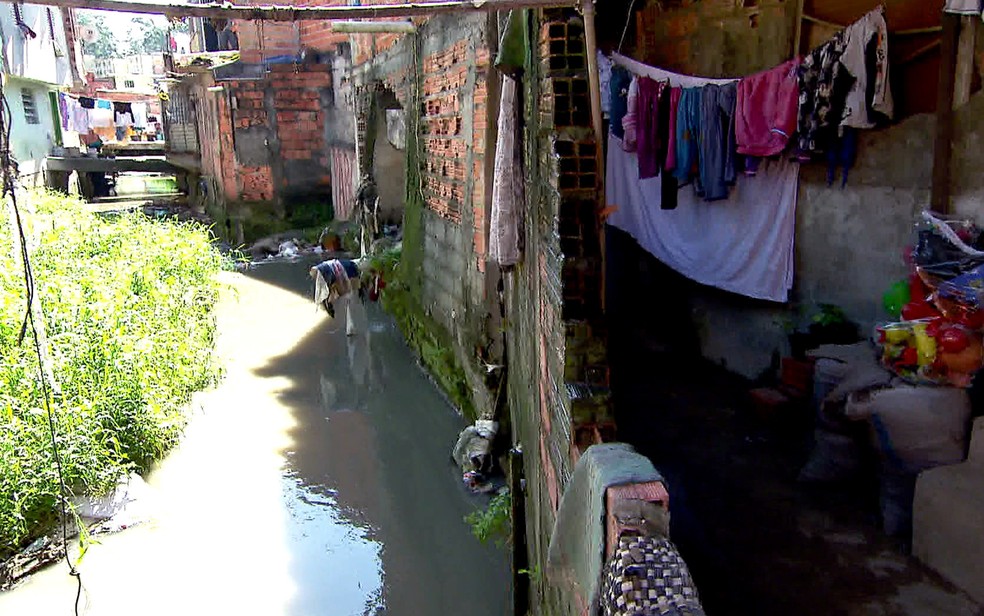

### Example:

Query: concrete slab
xmin=913 ymin=418 xmax=984 ymax=605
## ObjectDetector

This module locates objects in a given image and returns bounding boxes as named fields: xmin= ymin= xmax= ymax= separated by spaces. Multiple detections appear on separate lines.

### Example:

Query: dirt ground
xmin=609 ymin=335 xmax=982 ymax=616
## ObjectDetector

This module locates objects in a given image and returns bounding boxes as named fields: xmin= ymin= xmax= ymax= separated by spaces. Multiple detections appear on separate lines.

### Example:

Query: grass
xmin=0 ymin=190 xmax=223 ymax=559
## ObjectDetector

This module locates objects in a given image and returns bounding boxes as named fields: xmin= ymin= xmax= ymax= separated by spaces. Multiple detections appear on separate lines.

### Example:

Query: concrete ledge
xmin=913 ymin=417 xmax=984 ymax=603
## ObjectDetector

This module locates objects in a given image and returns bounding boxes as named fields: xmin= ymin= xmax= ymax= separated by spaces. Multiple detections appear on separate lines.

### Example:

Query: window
xmin=124 ymin=80 xmax=136 ymax=89
xmin=21 ymin=90 xmax=39 ymax=125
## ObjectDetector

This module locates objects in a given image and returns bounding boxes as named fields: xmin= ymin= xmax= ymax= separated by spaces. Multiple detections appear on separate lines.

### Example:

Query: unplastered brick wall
xmin=420 ymin=39 xmax=490 ymax=236
xmin=633 ymin=0 xmax=793 ymax=77
xmin=505 ymin=9 xmax=613 ymax=615
xmin=199 ymin=63 xmax=332 ymax=204
xmin=234 ymin=20 xmax=302 ymax=64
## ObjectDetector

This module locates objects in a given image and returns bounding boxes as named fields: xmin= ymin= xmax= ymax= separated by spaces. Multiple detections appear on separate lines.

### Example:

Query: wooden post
xmin=792 ymin=0 xmax=805 ymax=58
xmin=954 ymin=14 xmax=977 ymax=108
xmin=931 ymin=13 xmax=960 ymax=214
xmin=581 ymin=0 xmax=607 ymax=313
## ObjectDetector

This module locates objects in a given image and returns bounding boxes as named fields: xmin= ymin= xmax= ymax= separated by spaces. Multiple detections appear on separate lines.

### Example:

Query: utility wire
xmin=0 ymin=81 xmax=83 ymax=615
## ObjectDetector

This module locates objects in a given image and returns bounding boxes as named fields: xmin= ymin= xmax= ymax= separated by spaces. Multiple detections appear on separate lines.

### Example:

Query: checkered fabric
xmin=601 ymin=535 xmax=705 ymax=616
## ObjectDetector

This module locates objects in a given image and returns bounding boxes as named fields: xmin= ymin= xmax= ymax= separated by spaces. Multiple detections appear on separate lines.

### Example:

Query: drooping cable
xmin=617 ymin=0 xmax=639 ymax=54
xmin=0 ymin=71 xmax=83 ymax=616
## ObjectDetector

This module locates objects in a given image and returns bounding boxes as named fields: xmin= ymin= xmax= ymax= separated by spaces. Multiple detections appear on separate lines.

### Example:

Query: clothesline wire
xmin=616 ymin=0 xmax=639 ymax=54
xmin=612 ymin=4 xmax=881 ymax=85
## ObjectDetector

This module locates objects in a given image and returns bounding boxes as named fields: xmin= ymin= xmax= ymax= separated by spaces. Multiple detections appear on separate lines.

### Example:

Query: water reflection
xmin=280 ymin=472 xmax=384 ymax=616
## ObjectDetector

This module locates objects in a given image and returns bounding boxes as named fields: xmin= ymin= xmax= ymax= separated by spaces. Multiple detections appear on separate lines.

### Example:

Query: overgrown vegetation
xmin=0 ymin=190 xmax=222 ymax=558
xmin=464 ymin=490 xmax=511 ymax=547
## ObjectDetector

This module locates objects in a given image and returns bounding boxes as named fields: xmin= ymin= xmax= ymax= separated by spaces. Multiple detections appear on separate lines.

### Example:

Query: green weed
xmin=464 ymin=490 xmax=511 ymax=547
xmin=0 ymin=190 xmax=222 ymax=559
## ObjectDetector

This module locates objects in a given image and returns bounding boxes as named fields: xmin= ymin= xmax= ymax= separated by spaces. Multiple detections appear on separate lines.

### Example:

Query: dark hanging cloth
xmin=79 ymin=97 xmax=95 ymax=109
xmin=826 ymin=126 xmax=858 ymax=187
xmin=609 ymin=66 xmax=632 ymax=140
xmin=113 ymin=102 xmax=133 ymax=115
xmin=636 ymin=77 xmax=668 ymax=180
xmin=658 ymin=85 xmax=678 ymax=209
xmin=699 ymin=82 xmax=737 ymax=202
xmin=796 ymin=33 xmax=854 ymax=158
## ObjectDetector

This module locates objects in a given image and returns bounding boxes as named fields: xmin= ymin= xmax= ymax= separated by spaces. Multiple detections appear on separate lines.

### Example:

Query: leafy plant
xmin=812 ymin=303 xmax=848 ymax=328
xmin=464 ymin=490 xmax=511 ymax=547
xmin=0 ymin=190 xmax=222 ymax=558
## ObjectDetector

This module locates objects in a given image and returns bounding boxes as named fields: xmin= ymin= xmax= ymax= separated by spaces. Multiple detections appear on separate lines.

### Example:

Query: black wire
xmin=0 ymin=80 xmax=82 ymax=616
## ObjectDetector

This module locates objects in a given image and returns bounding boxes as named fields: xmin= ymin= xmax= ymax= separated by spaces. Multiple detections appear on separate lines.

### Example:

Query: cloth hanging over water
xmin=494 ymin=9 xmax=529 ymax=76
xmin=608 ymin=133 xmax=798 ymax=302
xmin=489 ymin=75 xmax=524 ymax=266
xmin=547 ymin=443 xmax=664 ymax=613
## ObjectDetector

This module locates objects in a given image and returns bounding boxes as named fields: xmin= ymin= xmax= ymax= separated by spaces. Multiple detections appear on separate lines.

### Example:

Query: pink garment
xmin=664 ymin=87 xmax=682 ymax=172
xmin=735 ymin=58 xmax=801 ymax=157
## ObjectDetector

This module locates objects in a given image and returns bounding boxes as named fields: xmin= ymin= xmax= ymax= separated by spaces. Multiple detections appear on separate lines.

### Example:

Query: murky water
xmin=0 ymin=258 xmax=510 ymax=615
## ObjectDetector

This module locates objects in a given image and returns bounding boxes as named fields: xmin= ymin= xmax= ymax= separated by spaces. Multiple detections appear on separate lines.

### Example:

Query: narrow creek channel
xmin=0 ymin=257 xmax=510 ymax=615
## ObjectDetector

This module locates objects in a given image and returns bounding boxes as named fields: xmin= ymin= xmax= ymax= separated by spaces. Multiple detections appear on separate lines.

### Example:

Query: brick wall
xmin=189 ymin=64 xmax=332 ymax=210
xmin=506 ymin=9 xmax=612 ymax=615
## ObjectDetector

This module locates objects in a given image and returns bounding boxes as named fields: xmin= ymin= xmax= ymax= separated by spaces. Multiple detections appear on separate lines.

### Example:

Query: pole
xmin=581 ymin=0 xmax=606 ymax=313
xmin=931 ymin=13 xmax=959 ymax=214
xmin=25 ymin=0 xmax=577 ymax=21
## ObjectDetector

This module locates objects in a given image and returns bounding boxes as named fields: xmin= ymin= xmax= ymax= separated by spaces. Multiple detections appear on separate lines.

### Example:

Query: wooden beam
xmin=930 ymin=13 xmax=960 ymax=214
xmin=23 ymin=0 xmax=576 ymax=21
xmin=954 ymin=14 xmax=977 ymax=108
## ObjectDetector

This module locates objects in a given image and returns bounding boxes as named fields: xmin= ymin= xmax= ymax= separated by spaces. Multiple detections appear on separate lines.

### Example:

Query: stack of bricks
xmin=419 ymin=39 xmax=479 ymax=226
xmin=538 ymin=10 xmax=613 ymax=467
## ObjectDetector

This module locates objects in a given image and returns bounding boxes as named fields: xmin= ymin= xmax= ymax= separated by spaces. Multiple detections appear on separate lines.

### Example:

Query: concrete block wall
xmin=341 ymin=12 xmax=499 ymax=420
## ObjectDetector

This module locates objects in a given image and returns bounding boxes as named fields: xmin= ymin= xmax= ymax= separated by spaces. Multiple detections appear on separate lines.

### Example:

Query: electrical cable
xmin=0 ymin=74 xmax=83 ymax=616
xmin=617 ymin=0 xmax=639 ymax=54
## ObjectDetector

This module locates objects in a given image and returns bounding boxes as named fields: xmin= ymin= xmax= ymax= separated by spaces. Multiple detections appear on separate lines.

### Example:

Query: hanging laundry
xmin=89 ymin=106 xmax=114 ymax=128
xmin=607 ymin=133 xmax=798 ymax=303
xmin=609 ymin=66 xmax=632 ymax=140
xmin=114 ymin=102 xmax=134 ymax=127
xmin=636 ymin=77 xmax=668 ymax=180
xmin=943 ymin=0 xmax=982 ymax=13
xmin=67 ymin=99 xmax=91 ymax=133
xmin=673 ymin=87 xmax=702 ymax=187
xmin=489 ymin=75 xmax=524 ymax=267
xmin=96 ymin=99 xmax=112 ymax=110
xmin=735 ymin=58 xmax=800 ymax=158
xmin=840 ymin=7 xmax=892 ymax=129
xmin=58 ymin=93 xmax=69 ymax=130
xmin=621 ymin=78 xmax=640 ymax=152
xmin=78 ymin=96 xmax=95 ymax=109
xmin=131 ymin=102 xmax=148 ymax=128
xmin=598 ymin=51 xmax=613 ymax=116
xmin=699 ymin=82 xmax=738 ymax=201
xmin=797 ymin=32 xmax=854 ymax=158
xmin=664 ymin=87 xmax=682 ymax=173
